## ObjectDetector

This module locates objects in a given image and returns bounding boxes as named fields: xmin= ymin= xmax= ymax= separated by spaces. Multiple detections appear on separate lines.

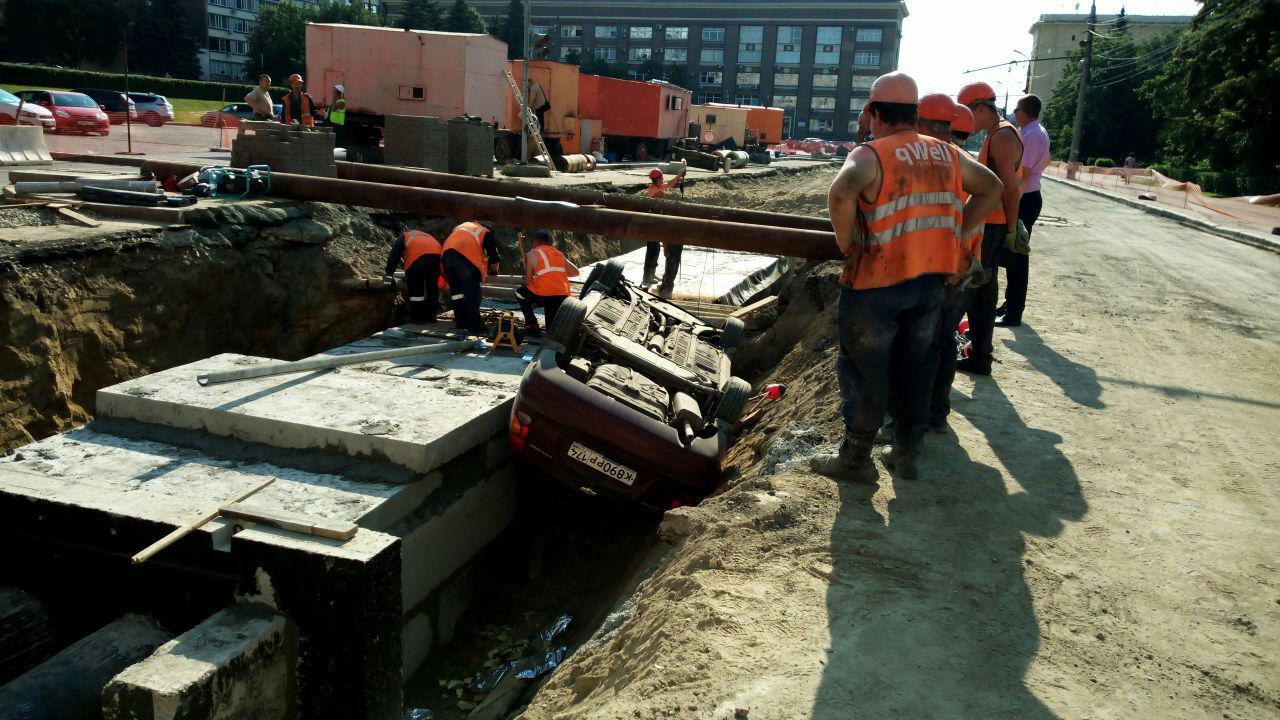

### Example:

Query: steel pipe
xmin=196 ymin=339 xmax=476 ymax=386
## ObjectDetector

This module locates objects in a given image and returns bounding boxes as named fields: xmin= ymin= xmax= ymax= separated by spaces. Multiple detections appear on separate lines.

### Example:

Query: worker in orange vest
xmin=282 ymin=73 xmax=324 ymax=126
xmin=516 ymin=229 xmax=579 ymax=337
xmin=951 ymin=103 xmax=975 ymax=145
xmin=641 ymin=167 xmax=687 ymax=294
xmin=385 ymin=229 xmax=443 ymax=323
xmin=441 ymin=221 xmax=500 ymax=334
xmin=956 ymin=81 xmax=1025 ymax=376
xmin=809 ymin=72 xmax=1002 ymax=483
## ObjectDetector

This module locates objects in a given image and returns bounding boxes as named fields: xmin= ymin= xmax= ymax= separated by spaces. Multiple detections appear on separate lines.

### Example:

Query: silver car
xmin=128 ymin=92 xmax=174 ymax=127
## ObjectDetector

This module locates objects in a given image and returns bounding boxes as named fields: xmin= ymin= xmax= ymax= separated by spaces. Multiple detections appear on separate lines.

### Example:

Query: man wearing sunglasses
xmin=955 ymin=82 xmax=1024 ymax=376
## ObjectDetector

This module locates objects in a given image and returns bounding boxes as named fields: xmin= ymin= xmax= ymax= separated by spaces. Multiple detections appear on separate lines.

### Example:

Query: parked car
xmin=200 ymin=102 xmax=283 ymax=128
xmin=71 ymin=88 xmax=136 ymax=124
xmin=14 ymin=90 xmax=109 ymax=135
xmin=0 ymin=88 xmax=55 ymax=130
xmin=509 ymin=260 xmax=751 ymax=509
xmin=128 ymin=92 xmax=174 ymax=126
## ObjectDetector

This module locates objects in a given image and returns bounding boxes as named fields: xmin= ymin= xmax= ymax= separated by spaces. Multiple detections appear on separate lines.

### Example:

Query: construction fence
xmin=1043 ymin=161 xmax=1280 ymax=235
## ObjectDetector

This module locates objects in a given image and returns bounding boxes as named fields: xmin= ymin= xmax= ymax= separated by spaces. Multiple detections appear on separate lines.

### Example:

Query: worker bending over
xmin=811 ymin=72 xmax=1001 ymax=483
xmin=641 ymin=167 xmax=687 ymax=295
xmin=516 ymin=229 xmax=579 ymax=337
xmin=956 ymin=82 xmax=1025 ymax=376
xmin=441 ymin=221 xmax=500 ymax=335
xmin=385 ymin=229 xmax=442 ymax=324
xmin=282 ymin=74 xmax=324 ymax=126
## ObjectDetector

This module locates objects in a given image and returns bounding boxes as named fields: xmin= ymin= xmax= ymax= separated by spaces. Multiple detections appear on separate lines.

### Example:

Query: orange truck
xmin=578 ymin=75 xmax=691 ymax=160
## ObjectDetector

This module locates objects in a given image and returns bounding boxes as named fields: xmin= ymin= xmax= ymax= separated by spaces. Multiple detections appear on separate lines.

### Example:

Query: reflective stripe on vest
xmin=977 ymin=121 xmax=1023 ymax=226
xmin=442 ymin=222 xmax=490 ymax=279
xmin=284 ymin=92 xmax=315 ymax=126
xmin=403 ymin=230 xmax=442 ymax=270
xmin=843 ymin=131 xmax=965 ymax=291
xmin=527 ymin=246 xmax=570 ymax=296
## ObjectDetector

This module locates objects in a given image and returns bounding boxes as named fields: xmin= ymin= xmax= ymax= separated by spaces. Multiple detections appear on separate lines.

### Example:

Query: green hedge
xmin=1091 ymin=157 xmax=1116 ymax=168
xmin=0 ymin=62 xmax=287 ymax=101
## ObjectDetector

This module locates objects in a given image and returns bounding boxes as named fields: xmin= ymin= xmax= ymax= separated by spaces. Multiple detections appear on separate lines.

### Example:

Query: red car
xmin=16 ymin=90 xmax=110 ymax=135
xmin=509 ymin=260 xmax=750 ymax=509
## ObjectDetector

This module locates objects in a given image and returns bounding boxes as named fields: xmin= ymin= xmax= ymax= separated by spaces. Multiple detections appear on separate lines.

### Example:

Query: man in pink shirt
xmin=999 ymin=94 xmax=1051 ymax=327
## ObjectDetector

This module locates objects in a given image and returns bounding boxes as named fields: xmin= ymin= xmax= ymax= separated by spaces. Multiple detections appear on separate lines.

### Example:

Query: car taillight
xmin=508 ymin=410 xmax=532 ymax=452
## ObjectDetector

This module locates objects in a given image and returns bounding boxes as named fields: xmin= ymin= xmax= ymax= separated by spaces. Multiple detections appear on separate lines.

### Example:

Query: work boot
xmin=874 ymin=420 xmax=895 ymax=445
xmin=641 ymin=268 xmax=657 ymax=287
xmin=656 ymin=285 xmax=674 ymax=299
xmin=881 ymin=426 xmax=926 ymax=480
xmin=956 ymin=356 xmax=992 ymax=376
xmin=523 ymin=321 xmax=542 ymax=339
xmin=810 ymin=433 xmax=878 ymax=485
xmin=928 ymin=416 xmax=949 ymax=435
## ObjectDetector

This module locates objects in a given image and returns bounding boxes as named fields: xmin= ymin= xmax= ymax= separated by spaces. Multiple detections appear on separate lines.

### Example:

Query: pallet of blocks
xmin=447 ymin=117 xmax=495 ymax=178
xmin=232 ymin=121 xmax=337 ymax=177
xmin=383 ymin=115 xmax=450 ymax=172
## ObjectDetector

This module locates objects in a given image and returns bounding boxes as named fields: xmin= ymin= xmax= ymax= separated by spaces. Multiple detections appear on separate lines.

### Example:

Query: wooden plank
xmin=219 ymin=502 xmax=359 ymax=541
xmin=728 ymin=294 xmax=778 ymax=331
xmin=131 ymin=476 xmax=277 ymax=564
xmin=55 ymin=207 xmax=102 ymax=228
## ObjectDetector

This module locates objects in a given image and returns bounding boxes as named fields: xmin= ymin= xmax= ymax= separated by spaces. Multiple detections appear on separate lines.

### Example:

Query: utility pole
xmin=1068 ymin=1 xmax=1096 ymax=164
xmin=521 ymin=0 xmax=531 ymax=164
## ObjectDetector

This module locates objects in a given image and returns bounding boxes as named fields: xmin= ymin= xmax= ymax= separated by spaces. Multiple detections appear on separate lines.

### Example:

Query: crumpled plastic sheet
xmin=471 ymin=614 xmax=573 ymax=693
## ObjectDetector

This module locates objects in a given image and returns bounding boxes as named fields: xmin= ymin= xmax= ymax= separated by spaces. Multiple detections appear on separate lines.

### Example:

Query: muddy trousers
xmin=965 ymin=225 xmax=1006 ymax=363
xmin=928 ymin=284 xmax=977 ymax=422
xmin=643 ymin=243 xmax=684 ymax=290
xmin=404 ymin=255 xmax=440 ymax=324
xmin=442 ymin=250 xmax=485 ymax=333
xmin=515 ymin=286 xmax=566 ymax=330
xmin=836 ymin=276 xmax=945 ymax=441
xmin=1000 ymin=190 xmax=1042 ymax=323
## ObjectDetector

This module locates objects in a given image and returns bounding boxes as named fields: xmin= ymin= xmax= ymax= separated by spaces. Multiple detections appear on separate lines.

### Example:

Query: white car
xmin=0 ymin=88 xmax=55 ymax=130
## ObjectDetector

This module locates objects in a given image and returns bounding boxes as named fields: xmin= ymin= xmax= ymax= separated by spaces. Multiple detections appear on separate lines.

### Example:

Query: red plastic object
xmin=763 ymin=383 xmax=786 ymax=401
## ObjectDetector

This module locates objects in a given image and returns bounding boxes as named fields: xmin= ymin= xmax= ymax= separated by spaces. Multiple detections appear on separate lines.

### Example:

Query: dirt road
xmin=519 ymin=175 xmax=1280 ymax=719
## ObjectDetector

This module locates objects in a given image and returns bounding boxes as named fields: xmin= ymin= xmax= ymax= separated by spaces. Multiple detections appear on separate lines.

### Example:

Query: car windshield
xmin=0 ymin=89 xmax=18 ymax=104
xmin=54 ymin=93 xmax=99 ymax=108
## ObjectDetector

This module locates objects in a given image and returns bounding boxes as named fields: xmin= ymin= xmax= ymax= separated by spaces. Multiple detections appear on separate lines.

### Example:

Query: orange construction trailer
xmin=504 ymin=60 xmax=579 ymax=162
xmin=578 ymin=75 xmax=691 ymax=161
xmin=744 ymin=106 xmax=785 ymax=147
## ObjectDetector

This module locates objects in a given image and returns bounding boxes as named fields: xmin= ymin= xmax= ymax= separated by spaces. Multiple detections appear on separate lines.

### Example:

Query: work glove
xmin=956 ymin=256 xmax=989 ymax=292
xmin=1005 ymin=219 xmax=1031 ymax=255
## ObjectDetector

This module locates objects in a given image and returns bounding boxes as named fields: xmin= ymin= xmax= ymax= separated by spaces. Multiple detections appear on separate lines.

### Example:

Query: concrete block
xmin=401 ymin=610 xmax=434 ymax=681
xmin=434 ymin=566 xmax=473 ymax=647
xmin=579 ymin=246 xmax=792 ymax=304
xmin=103 ymin=603 xmax=292 ymax=720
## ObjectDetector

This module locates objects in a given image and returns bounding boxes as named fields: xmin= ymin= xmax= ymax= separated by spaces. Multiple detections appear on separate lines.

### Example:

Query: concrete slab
xmin=580 ymin=247 xmax=791 ymax=305
xmin=103 ymin=602 xmax=292 ymax=720
xmin=96 ymin=329 xmax=529 ymax=474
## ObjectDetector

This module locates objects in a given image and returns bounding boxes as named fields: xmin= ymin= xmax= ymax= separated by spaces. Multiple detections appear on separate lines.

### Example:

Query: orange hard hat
xmin=957 ymin=81 xmax=997 ymax=107
xmin=869 ymin=72 xmax=919 ymax=105
xmin=649 ymin=169 xmax=663 ymax=180
xmin=918 ymin=93 xmax=956 ymax=123
xmin=288 ymin=74 xmax=303 ymax=84
xmin=951 ymin=104 xmax=975 ymax=133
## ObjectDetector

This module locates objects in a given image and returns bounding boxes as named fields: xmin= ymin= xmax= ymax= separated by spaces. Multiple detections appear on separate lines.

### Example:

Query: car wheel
xmin=714 ymin=377 xmax=752 ymax=424
xmin=546 ymin=297 xmax=588 ymax=350
xmin=720 ymin=317 xmax=745 ymax=350
xmin=578 ymin=258 xmax=625 ymax=299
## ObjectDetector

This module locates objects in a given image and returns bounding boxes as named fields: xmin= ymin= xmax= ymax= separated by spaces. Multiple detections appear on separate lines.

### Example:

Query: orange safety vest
xmin=526 ymin=245 xmax=571 ymax=297
xmin=953 ymin=143 xmax=983 ymax=272
xmin=842 ymin=131 xmax=965 ymax=291
xmin=977 ymin=120 xmax=1023 ymax=226
xmin=403 ymin=230 xmax=442 ymax=269
xmin=442 ymin=222 xmax=491 ymax=279
xmin=283 ymin=92 xmax=316 ymax=126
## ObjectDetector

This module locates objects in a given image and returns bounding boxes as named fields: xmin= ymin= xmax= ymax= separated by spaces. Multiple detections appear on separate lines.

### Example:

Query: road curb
xmin=1045 ymin=175 xmax=1279 ymax=254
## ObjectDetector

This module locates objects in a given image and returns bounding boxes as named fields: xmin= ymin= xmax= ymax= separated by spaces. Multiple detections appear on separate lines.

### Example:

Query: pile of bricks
xmin=232 ymin=121 xmax=337 ymax=177
xmin=447 ymin=117 xmax=495 ymax=178
xmin=383 ymin=115 xmax=449 ymax=172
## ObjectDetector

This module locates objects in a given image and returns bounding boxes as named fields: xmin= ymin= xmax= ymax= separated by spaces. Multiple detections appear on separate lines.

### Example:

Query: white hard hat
xmin=334 ymin=84 xmax=344 ymax=94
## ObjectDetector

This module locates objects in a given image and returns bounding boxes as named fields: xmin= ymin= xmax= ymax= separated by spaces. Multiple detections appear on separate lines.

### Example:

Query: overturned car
xmin=509 ymin=259 xmax=751 ymax=509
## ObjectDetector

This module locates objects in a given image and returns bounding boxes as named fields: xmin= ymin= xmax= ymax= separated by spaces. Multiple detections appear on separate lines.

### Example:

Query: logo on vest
xmin=894 ymin=141 xmax=954 ymax=167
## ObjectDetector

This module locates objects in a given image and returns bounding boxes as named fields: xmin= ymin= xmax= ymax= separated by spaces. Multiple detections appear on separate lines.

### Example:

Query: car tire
xmin=578 ymin=258 xmax=625 ymax=299
xmin=546 ymin=297 xmax=587 ymax=350
xmin=714 ymin=377 xmax=751 ymax=424
xmin=720 ymin=317 xmax=745 ymax=350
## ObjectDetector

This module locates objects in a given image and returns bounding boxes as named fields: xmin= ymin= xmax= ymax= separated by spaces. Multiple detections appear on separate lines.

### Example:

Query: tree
xmin=128 ymin=0 xmax=202 ymax=79
xmin=245 ymin=0 xmax=308 ymax=82
xmin=443 ymin=0 xmax=487 ymax=34
xmin=665 ymin=64 xmax=691 ymax=91
xmin=1 ymin=0 xmax=48 ymax=63
xmin=47 ymin=0 xmax=124 ymax=68
xmin=491 ymin=0 xmax=524 ymax=59
xmin=399 ymin=0 xmax=442 ymax=31
xmin=312 ymin=0 xmax=381 ymax=25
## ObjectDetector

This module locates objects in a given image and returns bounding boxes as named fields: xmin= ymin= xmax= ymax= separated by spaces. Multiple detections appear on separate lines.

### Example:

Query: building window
xmin=665 ymin=48 xmax=687 ymax=62
xmin=776 ymin=26 xmax=802 ymax=64
xmin=629 ymin=48 xmax=652 ymax=62
xmin=773 ymin=94 xmax=797 ymax=109
xmin=699 ymin=70 xmax=722 ymax=86
xmin=594 ymin=47 xmax=616 ymax=61
xmin=812 ymin=74 xmax=838 ymax=88
xmin=697 ymin=92 xmax=723 ymax=104
xmin=560 ymin=46 xmax=579 ymax=60
xmin=854 ymin=51 xmax=881 ymax=68
xmin=856 ymin=27 xmax=884 ymax=43
xmin=561 ymin=25 xmax=582 ymax=38
xmin=851 ymin=75 xmax=875 ymax=91
xmin=737 ymin=72 xmax=760 ymax=87
xmin=531 ymin=25 xmax=550 ymax=36
xmin=735 ymin=93 xmax=760 ymax=105
xmin=666 ymin=26 xmax=688 ymax=41
xmin=811 ymin=96 xmax=836 ymax=111
xmin=630 ymin=26 xmax=652 ymax=40
xmin=811 ymin=118 xmax=833 ymax=133
xmin=850 ymin=97 xmax=867 ymax=113
xmin=594 ymin=25 xmax=617 ymax=39
xmin=737 ymin=25 xmax=763 ymax=63
xmin=702 ymin=26 xmax=725 ymax=42
xmin=700 ymin=48 xmax=724 ymax=64
xmin=209 ymin=13 xmax=226 ymax=29
xmin=774 ymin=71 xmax=799 ymax=87
xmin=815 ymin=26 xmax=841 ymax=64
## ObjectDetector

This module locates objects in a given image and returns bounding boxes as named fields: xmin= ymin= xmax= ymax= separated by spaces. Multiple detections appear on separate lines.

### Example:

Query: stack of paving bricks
xmin=232 ymin=121 xmax=336 ymax=177
xmin=447 ymin=116 xmax=495 ymax=177
xmin=383 ymin=115 xmax=449 ymax=172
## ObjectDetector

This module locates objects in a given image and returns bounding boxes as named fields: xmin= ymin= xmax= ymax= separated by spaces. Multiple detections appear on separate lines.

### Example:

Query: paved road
xmin=42 ymin=122 xmax=234 ymax=158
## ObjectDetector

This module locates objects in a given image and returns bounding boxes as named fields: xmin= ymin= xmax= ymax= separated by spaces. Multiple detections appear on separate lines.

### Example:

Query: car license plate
xmin=568 ymin=442 xmax=636 ymax=486
xmin=78 ymin=120 xmax=94 ymax=126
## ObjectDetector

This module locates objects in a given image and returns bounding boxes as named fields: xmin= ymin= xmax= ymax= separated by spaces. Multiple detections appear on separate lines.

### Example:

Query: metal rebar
xmin=196 ymin=339 xmax=476 ymax=386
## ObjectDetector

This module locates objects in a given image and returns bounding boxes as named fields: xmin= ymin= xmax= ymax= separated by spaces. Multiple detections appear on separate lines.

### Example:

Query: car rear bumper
xmin=511 ymin=349 xmax=725 ymax=508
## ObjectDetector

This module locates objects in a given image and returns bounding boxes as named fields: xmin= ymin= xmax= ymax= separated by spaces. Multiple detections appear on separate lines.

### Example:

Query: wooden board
xmin=219 ymin=502 xmax=359 ymax=541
